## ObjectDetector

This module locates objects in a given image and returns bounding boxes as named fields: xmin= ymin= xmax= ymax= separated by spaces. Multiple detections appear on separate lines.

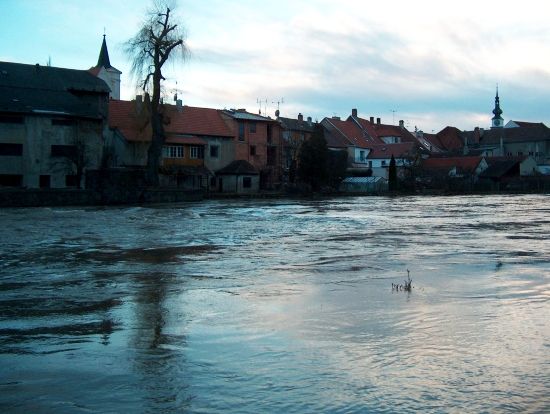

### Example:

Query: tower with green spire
xmin=89 ymin=34 xmax=121 ymax=100
xmin=491 ymin=87 xmax=504 ymax=129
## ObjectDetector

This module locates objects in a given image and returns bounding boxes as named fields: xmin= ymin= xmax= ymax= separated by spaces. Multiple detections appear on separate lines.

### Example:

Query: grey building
xmin=0 ymin=61 xmax=109 ymax=188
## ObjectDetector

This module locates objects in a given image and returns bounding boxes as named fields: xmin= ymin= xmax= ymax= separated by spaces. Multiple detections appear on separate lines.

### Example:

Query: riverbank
xmin=1 ymin=180 xmax=549 ymax=207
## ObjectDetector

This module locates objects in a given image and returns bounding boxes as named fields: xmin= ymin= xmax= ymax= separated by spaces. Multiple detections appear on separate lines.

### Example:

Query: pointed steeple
xmin=90 ymin=34 xmax=121 ymax=99
xmin=491 ymin=86 xmax=504 ymax=129
xmin=97 ymin=34 xmax=112 ymax=69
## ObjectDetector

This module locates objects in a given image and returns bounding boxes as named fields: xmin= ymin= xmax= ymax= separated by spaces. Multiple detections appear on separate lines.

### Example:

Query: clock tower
xmin=491 ymin=87 xmax=504 ymax=129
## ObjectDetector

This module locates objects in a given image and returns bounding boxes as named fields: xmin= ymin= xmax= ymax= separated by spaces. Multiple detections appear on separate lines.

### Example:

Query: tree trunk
xmin=146 ymin=67 xmax=165 ymax=187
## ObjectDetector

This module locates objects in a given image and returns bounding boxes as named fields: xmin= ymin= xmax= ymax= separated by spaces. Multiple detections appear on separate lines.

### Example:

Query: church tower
xmin=491 ymin=87 xmax=504 ymax=129
xmin=89 ymin=35 xmax=121 ymax=100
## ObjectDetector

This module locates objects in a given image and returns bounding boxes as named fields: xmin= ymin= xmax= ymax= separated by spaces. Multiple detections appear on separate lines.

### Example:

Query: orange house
xmin=219 ymin=109 xmax=282 ymax=190
xmin=108 ymin=97 xmax=216 ymax=189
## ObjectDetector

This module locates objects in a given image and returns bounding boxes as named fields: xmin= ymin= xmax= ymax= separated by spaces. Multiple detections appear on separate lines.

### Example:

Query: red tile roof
xmin=108 ymin=100 xmax=234 ymax=142
xmin=109 ymin=100 xmax=149 ymax=142
xmin=323 ymin=117 xmax=374 ymax=148
xmin=352 ymin=116 xmax=417 ymax=143
xmin=418 ymin=132 xmax=444 ymax=152
xmin=436 ymin=126 xmax=464 ymax=151
xmin=165 ymin=105 xmax=233 ymax=137
xmin=422 ymin=156 xmax=484 ymax=173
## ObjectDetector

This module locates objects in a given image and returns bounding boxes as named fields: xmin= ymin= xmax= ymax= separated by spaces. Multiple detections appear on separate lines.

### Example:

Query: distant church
xmin=491 ymin=87 xmax=504 ymax=129
xmin=89 ymin=35 xmax=121 ymax=100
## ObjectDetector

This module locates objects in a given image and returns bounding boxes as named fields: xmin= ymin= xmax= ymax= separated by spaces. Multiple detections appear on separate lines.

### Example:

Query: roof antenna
xmin=390 ymin=109 xmax=397 ymax=125
xmin=272 ymin=97 xmax=284 ymax=114
xmin=173 ymin=81 xmax=180 ymax=101
xmin=256 ymin=98 xmax=267 ymax=115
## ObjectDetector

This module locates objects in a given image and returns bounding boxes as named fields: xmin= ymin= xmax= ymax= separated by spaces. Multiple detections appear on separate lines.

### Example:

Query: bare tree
xmin=50 ymin=134 xmax=91 ymax=189
xmin=125 ymin=0 xmax=189 ymax=186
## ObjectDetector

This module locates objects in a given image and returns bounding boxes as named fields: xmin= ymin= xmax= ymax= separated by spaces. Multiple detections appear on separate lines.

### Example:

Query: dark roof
xmin=368 ymin=142 xmax=418 ymax=159
xmin=97 ymin=35 xmax=112 ymax=68
xmin=508 ymin=120 xmax=545 ymax=128
xmin=89 ymin=35 xmax=121 ymax=74
xmin=216 ymin=160 xmax=258 ymax=175
xmin=222 ymin=109 xmax=273 ymax=122
xmin=0 ymin=61 xmax=109 ymax=119
xmin=278 ymin=116 xmax=315 ymax=132
xmin=466 ymin=124 xmax=550 ymax=145
xmin=479 ymin=159 xmax=519 ymax=178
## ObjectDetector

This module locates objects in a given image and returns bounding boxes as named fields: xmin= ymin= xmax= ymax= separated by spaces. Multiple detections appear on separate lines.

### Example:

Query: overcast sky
xmin=2 ymin=0 xmax=550 ymax=132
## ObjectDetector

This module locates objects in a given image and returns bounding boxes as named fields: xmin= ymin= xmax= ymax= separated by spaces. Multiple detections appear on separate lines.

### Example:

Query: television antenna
xmin=172 ymin=81 xmax=181 ymax=102
xmin=256 ymin=98 xmax=268 ymax=115
xmin=272 ymin=97 xmax=284 ymax=112
xmin=390 ymin=109 xmax=397 ymax=125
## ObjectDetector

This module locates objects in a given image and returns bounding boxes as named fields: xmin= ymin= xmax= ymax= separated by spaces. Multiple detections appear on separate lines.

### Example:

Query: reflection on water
xmin=0 ymin=195 xmax=549 ymax=413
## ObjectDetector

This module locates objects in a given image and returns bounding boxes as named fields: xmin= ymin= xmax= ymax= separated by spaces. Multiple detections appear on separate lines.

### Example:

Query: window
xmin=249 ymin=122 xmax=256 ymax=133
xmin=381 ymin=160 xmax=387 ymax=166
xmin=238 ymin=122 xmax=245 ymax=141
xmin=250 ymin=145 xmax=256 ymax=156
xmin=210 ymin=145 xmax=219 ymax=158
xmin=0 ymin=174 xmax=23 ymax=187
xmin=51 ymin=145 xmax=77 ymax=158
xmin=368 ymin=161 xmax=372 ymax=168
xmin=359 ymin=150 xmax=365 ymax=162
xmin=517 ymin=151 xmax=523 ymax=156
xmin=190 ymin=146 xmax=204 ymax=159
xmin=65 ymin=175 xmax=79 ymax=187
xmin=0 ymin=143 xmax=23 ymax=156
xmin=210 ymin=177 xmax=216 ymax=187
xmin=39 ymin=175 xmax=51 ymax=188
xmin=51 ymin=119 xmax=75 ymax=126
xmin=163 ymin=145 xmax=184 ymax=158
xmin=243 ymin=176 xmax=252 ymax=188
xmin=0 ymin=115 xmax=23 ymax=124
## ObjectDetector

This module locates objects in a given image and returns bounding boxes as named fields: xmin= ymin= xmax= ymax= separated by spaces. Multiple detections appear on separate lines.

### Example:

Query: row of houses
xmin=1 ymin=37 xmax=550 ymax=194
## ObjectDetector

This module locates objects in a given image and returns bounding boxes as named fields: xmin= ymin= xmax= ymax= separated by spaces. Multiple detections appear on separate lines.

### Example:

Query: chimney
xmin=370 ymin=116 xmax=374 ymax=123
xmin=399 ymin=120 xmax=404 ymax=128
xmin=307 ymin=116 xmax=312 ymax=124
xmin=474 ymin=126 xmax=480 ymax=143
xmin=298 ymin=113 xmax=303 ymax=122
xmin=176 ymin=99 xmax=183 ymax=112
xmin=376 ymin=117 xmax=381 ymax=125
xmin=136 ymin=95 xmax=143 ymax=113
xmin=352 ymin=108 xmax=358 ymax=118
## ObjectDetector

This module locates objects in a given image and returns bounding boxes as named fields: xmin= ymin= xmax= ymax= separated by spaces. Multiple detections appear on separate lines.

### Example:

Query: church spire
xmin=90 ymin=33 xmax=121 ymax=100
xmin=491 ymin=86 xmax=504 ymax=128
xmin=96 ymin=34 xmax=112 ymax=69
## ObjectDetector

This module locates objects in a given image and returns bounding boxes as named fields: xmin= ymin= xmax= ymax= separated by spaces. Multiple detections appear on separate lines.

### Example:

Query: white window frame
xmin=163 ymin=145 xmax=184 ymax=158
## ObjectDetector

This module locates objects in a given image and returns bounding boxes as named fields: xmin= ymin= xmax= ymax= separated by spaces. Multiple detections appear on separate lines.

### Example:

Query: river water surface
xmin=0 ymin=195 xmax=549 ymax=413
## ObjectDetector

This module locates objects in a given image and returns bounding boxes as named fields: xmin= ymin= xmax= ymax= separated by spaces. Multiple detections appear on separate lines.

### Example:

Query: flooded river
xmin=0 ymin=195 xmax=549 ymax=413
